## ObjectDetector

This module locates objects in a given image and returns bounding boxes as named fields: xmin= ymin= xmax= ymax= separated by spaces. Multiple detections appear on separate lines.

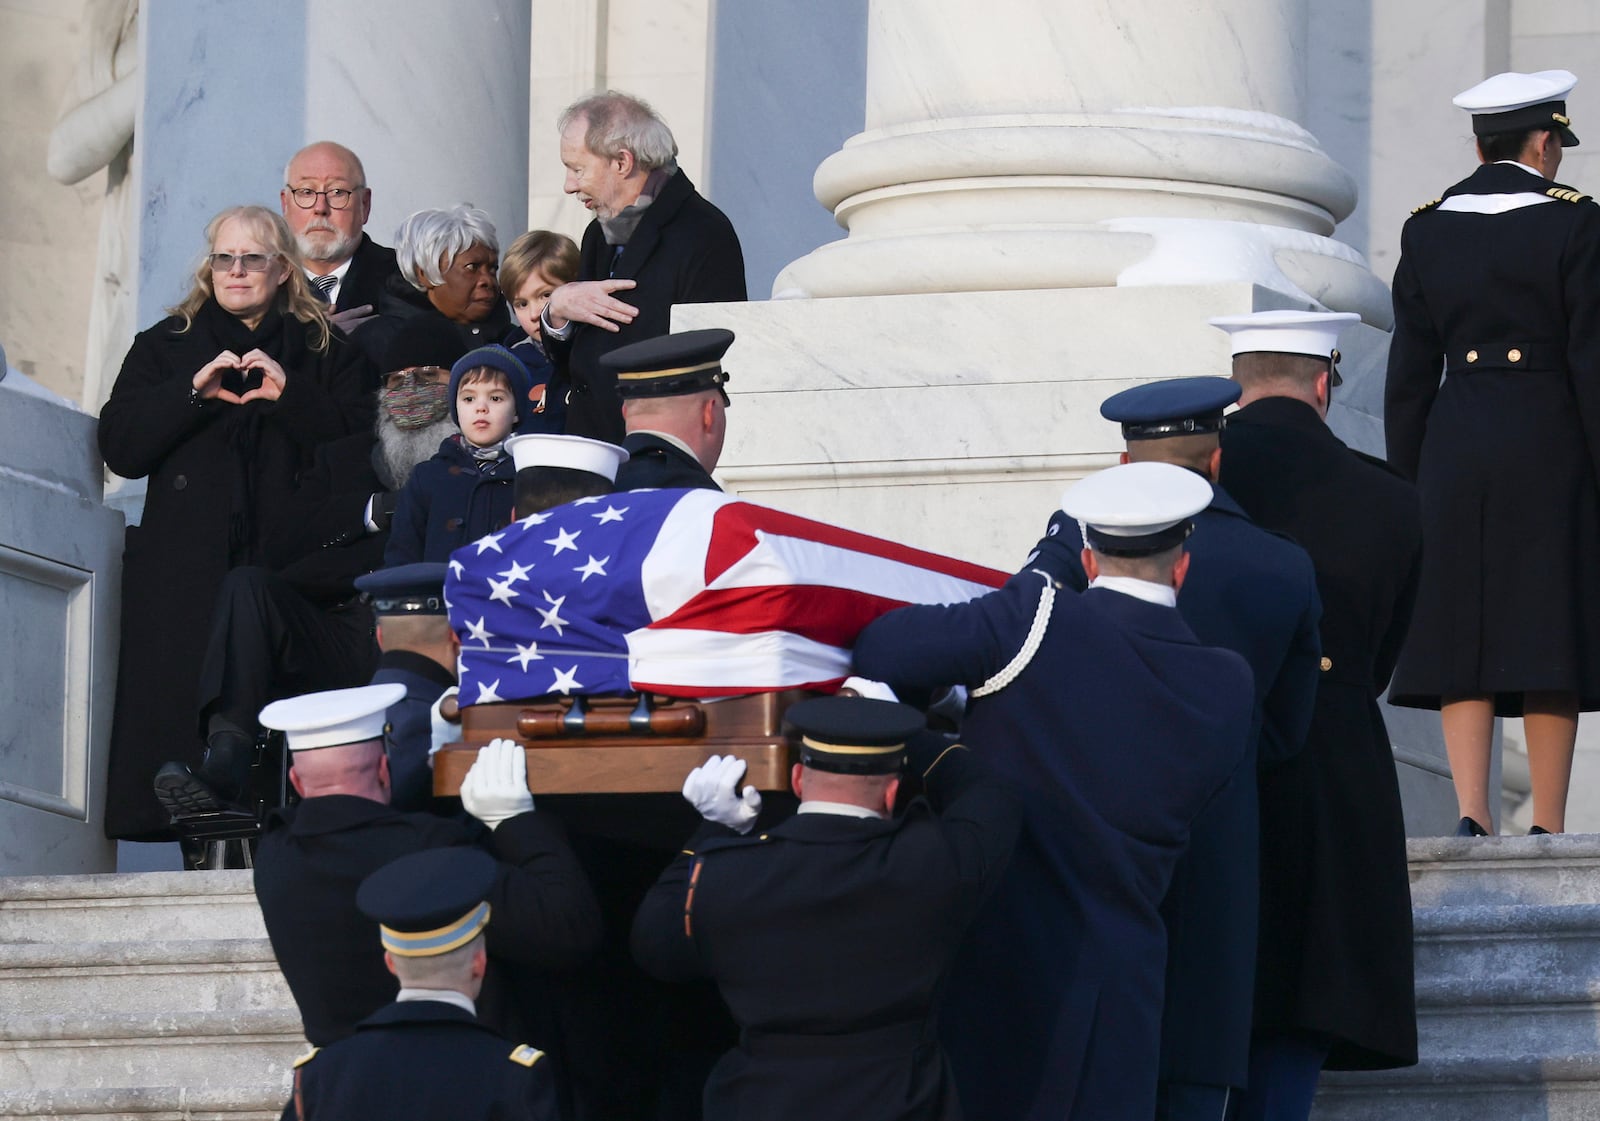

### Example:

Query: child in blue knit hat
xmin=384 ymin=345 xmax=539 ymax=564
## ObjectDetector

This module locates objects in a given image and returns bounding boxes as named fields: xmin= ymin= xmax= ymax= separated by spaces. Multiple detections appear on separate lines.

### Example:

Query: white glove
xmin=460 ymin=738 xmax=535 ymax=830
xmin=682 ymin=754 xmax=762 ymax=834
xmin=427 ymin=687 xmax=460 ymax=769
xmin=841 ymin=676 xmax=899 ymax=702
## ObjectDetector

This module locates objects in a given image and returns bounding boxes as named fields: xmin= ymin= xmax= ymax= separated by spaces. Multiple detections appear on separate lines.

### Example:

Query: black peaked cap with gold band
xmin=786 ymin=696 xmax=924 ymax=776
xmin=602 ymin=328 xmax=735 ymax=401
xmin=356 ymin=847 xmax=496 ymax=958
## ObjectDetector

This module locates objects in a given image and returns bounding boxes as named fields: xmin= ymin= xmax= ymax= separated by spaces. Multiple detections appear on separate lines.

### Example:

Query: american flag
xmin=445 ymin=488 xmax=1006 ymax=704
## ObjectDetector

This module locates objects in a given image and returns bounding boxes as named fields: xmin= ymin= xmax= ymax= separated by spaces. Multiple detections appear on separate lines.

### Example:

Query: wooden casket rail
xmin=432 ymin=690 xmax=811 ymax=796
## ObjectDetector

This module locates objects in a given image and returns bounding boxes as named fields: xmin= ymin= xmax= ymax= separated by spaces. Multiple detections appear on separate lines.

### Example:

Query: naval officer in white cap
xmin=506 ymin=431 xmax=628 ymax=519
xmin=250 ymin=684 xmax=600 ymax=1063
xmin=1210 ymin=310 xmax=1423 ymax=1116
xmin=854 ymin=462 xmax=1255 ymax=1121
xmin=1385 ymin=67 xmax=1600 ymax=842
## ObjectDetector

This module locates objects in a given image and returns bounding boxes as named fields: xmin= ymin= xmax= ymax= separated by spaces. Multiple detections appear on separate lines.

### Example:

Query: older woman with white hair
xmin=98 ymin=203 xmax=373 ymax=843
xmin=362 ymin=205 xmax=511 ymax=358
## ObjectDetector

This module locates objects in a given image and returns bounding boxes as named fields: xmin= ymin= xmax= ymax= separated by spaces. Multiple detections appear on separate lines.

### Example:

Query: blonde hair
xmin=170 ymin=205 xmax=331 ymax=350
xmin=499 ymin=230 xmax=580 ymax=299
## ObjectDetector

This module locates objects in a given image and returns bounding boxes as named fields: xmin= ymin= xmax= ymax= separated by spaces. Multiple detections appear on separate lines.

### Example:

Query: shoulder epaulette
xmin=292 ymin=1046 xmax=321 ymax=1069
xmin=509 ymin=1044 xmax=545 ymax=1067
xmin=1548 ymin=187 xmax=1593 ymax=203
xmin=1411 ymin=197 xmax=1442 ymax=215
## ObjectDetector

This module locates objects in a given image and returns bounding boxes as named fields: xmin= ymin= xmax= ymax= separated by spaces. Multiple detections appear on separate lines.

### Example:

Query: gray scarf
xmin=599 ymin=163 xmax=678 ymax=247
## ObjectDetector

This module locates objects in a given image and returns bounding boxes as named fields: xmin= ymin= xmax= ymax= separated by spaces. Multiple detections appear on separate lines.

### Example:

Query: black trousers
xmin=195 ymin=566 xmax=378 ymax=735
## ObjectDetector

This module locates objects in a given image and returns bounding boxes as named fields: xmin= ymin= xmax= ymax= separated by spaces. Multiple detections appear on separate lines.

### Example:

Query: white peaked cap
xmin=506 ymin=433 xmax=630 ymax=481
xmin=1060 ymin=461 xmax=1212 ymax=538
xmin=1208 ymin=310 xmax=1360 ymax=358
xmin=1454 ymin=69 xmax=1577 ymax=113
xmin=259 ymin=684 xmax=406 ymax=752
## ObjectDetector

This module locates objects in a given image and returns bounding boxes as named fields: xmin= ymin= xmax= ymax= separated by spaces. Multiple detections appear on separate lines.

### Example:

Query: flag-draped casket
xmin=445 ymin=488 xmax=1007 ymax=705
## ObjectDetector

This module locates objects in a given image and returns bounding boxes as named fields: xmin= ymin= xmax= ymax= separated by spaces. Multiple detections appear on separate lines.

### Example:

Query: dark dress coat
xmin=614 ymin=431 xmax=721 ymax=492
xmin=97 ymin=301 xmax=372 ymax=840
xmin=508 ymin=336 xmax=566 ymax=433
xmin=631 ymin=739 xmax=1019 ymax=1121
xmin=1024 ymin=485 xmax=1321 ymax=1090
xmin=331 ymin=233 xmax=399 ymax=316
xmin=369 ymin=649 xmax=456 ymax=812
xmin=355 ymin=277 xmax=514 ymax=369
xmin=1219 ymin=395 xmax=1422 ymax=1070
xmin=384 ymin=435 xmax=517 ymax=565
xmin=854 ymin=578 xmax=1255 ymax=1121
xmin=253 ymin=795 xmax=601 ymax=1048
xmin=294 ymin=999 xmax=558 ymax=1121
xmin=262 ymin=431 xmax=390 ymax=606
xmin=547 ymin=169 xmax=746 ymax=444
xmin=1385 ymin=161 xmax=1600 ymax=713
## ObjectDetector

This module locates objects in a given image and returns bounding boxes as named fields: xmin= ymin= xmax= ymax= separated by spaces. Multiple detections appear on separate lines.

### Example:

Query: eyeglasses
xmin=382 ymin=366 xmax=452 ymax=391
xmin=286 ymin=187 xmax=363 ymax=210
xmin=207 ymin=253 xmax=278 ymax=273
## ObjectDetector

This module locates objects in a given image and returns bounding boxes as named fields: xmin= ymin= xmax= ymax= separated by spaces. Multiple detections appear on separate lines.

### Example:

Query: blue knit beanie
xmin=448 ymin=345 xmax=539 ymax=432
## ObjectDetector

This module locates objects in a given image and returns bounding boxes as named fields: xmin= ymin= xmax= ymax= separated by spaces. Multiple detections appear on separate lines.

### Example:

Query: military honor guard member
xmin=606 ymin=328 xmax=733 ymax=492
xmin=631 ymin=697 xmax=1020 ymax=1121
xmin=1385 ymin=69 xmax=1600 ymax=837
xmin=355 ymin=563 xmax=457 ymax=811
xmin=506 ymin=430 xmax=629 ymax=520
xmin=291 ymin=846 xmax=560 ymax=1121
xmin=1213 ymin=310 xmax=1422 ymax=1119
xmin=1024 ymin=377 xmax=1322 ymax=1121
xmin=854 ymin=462 xmax=1255 ymax=1121
xmin=251 ymin=686 xmax=600 ymax=1054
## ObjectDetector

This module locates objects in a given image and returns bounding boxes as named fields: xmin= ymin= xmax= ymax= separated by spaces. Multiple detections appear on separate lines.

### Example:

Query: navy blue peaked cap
xmin=358 ymin=847 xmax=497 ymax=958
xmin=354 ymin=563 xmax=449 ymax=615
xmin=1100 ymin=377 xmax=1241 ymax=440
xmin=787 ymin=696 xmax=924 ymax=775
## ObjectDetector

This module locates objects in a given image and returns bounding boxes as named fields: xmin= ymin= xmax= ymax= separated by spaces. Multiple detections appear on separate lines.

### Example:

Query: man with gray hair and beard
xmin=153 ymin=320 xmax=467 ymax=826
xmin=541 ymin=90 xmax=746 ymax=444
xmin=280 ymin=140 xmax=399 ymax=330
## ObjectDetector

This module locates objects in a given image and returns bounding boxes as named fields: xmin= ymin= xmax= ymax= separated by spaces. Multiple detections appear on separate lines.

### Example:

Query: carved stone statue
xmin=47 ymin=0 xmax=139 ymax=416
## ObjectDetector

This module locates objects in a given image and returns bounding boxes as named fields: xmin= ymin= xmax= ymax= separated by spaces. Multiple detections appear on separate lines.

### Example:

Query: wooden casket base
xmin=432 ymin=690 xmax=812 ymax=796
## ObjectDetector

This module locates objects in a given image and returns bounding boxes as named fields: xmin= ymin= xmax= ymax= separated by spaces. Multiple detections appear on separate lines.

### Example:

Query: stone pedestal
xmin=0 ymin=373 xmax=122 ymax=875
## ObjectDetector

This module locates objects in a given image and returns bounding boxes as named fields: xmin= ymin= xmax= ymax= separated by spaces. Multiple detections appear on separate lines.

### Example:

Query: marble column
xmin=774 ymin=0 xmax=1389 ymax=326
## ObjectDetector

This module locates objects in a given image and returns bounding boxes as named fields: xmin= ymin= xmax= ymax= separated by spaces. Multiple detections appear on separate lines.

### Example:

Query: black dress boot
xmin=153 ymin=731 xmax=255 ymax=818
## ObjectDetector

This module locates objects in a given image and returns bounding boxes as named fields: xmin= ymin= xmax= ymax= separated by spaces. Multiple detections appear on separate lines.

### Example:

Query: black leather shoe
xmin=153 ymin=761 xmax=235 ymax=818
xmin=1455 ymin=816 xmax=1489 ymax=837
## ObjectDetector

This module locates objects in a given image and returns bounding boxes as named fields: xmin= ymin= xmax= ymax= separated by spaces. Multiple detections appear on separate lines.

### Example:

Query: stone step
xmin=0 ymin=1009 xmax=303 ymax=1093
xmin=0 ymin=938 xmax=292 ymax=1016
xmin=1316 ymin=1055 xmax=1600 ymax=1121
xmin=0 ymin=1084 xmax=290 ymax=1121
xmin=1407 ymin=834 xmax=1600 ymax=908
xmin=0 ymin=871 xmax=264 ymax=943
xmin=1412 ymin=903 xmax=1600 ymax=988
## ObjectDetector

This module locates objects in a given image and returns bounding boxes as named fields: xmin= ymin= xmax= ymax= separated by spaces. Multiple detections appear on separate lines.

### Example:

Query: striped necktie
xmin=310 ymin=274 xmax=338 ymax=302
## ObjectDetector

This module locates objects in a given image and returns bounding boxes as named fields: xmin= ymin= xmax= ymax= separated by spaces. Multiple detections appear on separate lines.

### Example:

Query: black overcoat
xmin=854 ymin=579 xmax=1254 ymax=1120
xmin=631 ymin=738 xmax=1019 ymax=1121
xmin=331 ymin=233 xmax=399 ymax=316
xmin=294 ymin=999 xmax=558 ymax=1121
xmin=97 ymin=302 xmax=372 ymax=839
xmin=1219 ymin=395 xmax=1421 ymax=1069
xmin=615 ymin=431 xmax=722 ymax=492
xmin=1024 ymin=484 xmax=1321 ymax=1090
xmin=1386 ymin=161 xmax=1600 ymax=713
xmin=547 ymin=169 xmax=746 ymax=444
xmin=253 ymin=795 xmax=601 ymax=1048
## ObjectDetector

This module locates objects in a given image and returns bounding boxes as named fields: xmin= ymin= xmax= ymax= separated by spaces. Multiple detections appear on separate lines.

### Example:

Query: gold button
xmin=1508 ymin=348 xmax=1523 ymax=363
xmin=1466 ymin=350 xmax=1479 ymax=363
xmin=1320 ymin=657 xmax=1333 ymax=672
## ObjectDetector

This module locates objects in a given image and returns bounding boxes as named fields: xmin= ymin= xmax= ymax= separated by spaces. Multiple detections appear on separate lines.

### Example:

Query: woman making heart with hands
xmin=98 ymin=204 xmax=375 ymax=842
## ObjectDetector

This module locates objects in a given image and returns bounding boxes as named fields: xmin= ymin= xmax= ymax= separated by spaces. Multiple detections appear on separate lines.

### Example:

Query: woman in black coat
xmin=98 ymin=204 xmax=373 ymax=841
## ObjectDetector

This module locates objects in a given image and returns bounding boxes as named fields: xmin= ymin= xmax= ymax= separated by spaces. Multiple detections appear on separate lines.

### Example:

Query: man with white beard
xmin=280 ymin=141 xmax=400 ymax=341
xmin=153 ymin=321 xmax=466 ymax=835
